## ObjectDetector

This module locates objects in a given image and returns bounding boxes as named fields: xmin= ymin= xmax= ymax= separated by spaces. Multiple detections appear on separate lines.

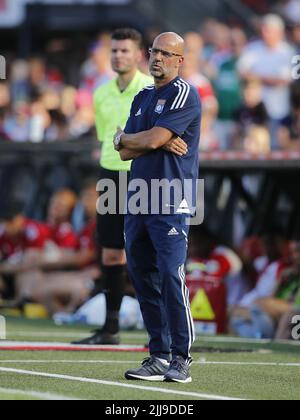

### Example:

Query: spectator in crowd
xmin=230 ymin=229 xmax=289 ymax=323
xmin=3 ymin=102 xmax=31 ymax=143
xmin=236 ymin=80 xmax=268 ymax=128
xmin=68 ymin=100 xmax=95 ymax=139
xmin=80 ymin=34 xmax=115 ymax=94
xmin=0 ymin=201 xmax=51 ymax=300
xmin=204 ymin=23 xmax=232 ymax=80
xmin=234 ymin=79 xmax=270 ymax=150
xmin=36 ymin=181 xmax=100 ymax=316
xmin=0 ymin=201 xmax=50 ymax=268
xmin=183 ymin=31 xmax=217 ymax=100
xmin=182 ymin=32 xmax=218 ymax=116
xmin=198 ymin=104 xmax=220 ymax=151
xmin=0 ymin=83 xmax=10 ymax=140
xmin=10 ymin=60 xmax=30 ymax=104
xmin=182 ymin=32 xmax=219 ymax=151
xmin=212 ymin=28 xmax=247 ymax=150
xmin=0 ymin=83 xmax=10 ymax=109
xmin=257 ymin=238 xmax=300 ymax=339
xmin=46 ymin=189 xmax=78 ymax=250
xmin=200 ymin=19 xmax=222 ymax=62
xmin=291 ymin=23 xmax=300 ymax=54
xmin=244 ymin=125 xmax=271 ymax=153
xmin=230 ymin=237 xmax=300 ymax=340
xmin=14 ymin=189 xmax=78 ymax=302
xmin=183 ymin=64 xmax=218 ymax=116
xmin=279 ymin=0 xmax=300 ymax=24
xmin=278 ymin=109 xmax=300 ymax=149
xmin=238 ymin=14 xmax=295 ymax=149
xmin=60 ymin=86 xmax=77 ymax=121
xmin=278 ymin=84 xmax=300 ymax=149
xmin=28 ymin=57 xmax=48 ymax=95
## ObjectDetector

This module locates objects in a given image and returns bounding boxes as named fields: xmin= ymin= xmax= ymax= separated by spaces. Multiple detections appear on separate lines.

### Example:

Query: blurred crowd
xmin=0 ymin=189 xmax=299 ymax=340
xmin=0 ymin=183 xmax=101 ymax=315
xmin=0 ymin=3 xmax=300 ymax=151
xmin=0 ymin=35 xmax=115 ymax=143
xmin=1 ymin=1 xmax=300 ymax=340
xmin=187 ymin=225 xmax=300 ymax=340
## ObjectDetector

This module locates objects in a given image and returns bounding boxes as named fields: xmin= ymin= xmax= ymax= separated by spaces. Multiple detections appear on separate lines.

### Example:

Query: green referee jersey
xmin=94 ymin=70 xmax=153 ymax=172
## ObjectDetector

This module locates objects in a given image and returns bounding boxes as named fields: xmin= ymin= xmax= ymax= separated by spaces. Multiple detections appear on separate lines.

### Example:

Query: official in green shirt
xmin=94 ymin=69 xmax=152 ymax=172
xmin=73 ymin=28 xmax=152 ymax=347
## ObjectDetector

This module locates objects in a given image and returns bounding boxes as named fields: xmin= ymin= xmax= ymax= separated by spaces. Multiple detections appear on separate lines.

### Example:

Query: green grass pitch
xmin=0 ymin=317 xmax=299 ymax=400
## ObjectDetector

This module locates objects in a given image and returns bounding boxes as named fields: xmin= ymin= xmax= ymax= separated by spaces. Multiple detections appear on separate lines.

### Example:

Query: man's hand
xmin=113 ymin=127 xmax=124 ymax=151
xmin=163 ymin=137 xmax=188 ymax=156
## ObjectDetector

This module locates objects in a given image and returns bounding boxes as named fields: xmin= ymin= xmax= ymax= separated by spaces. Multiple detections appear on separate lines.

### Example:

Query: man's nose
xmin=114 ymin=51 xmax=122 ymax=58
xmin=153 ymin=56 xmax=163 ymax=64
xmin=156 ymin=52 xmax=164 ymax=60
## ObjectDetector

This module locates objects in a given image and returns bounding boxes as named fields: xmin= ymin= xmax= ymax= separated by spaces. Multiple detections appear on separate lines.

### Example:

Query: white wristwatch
xmin=114 ymin=132 xmax=123 ymax=150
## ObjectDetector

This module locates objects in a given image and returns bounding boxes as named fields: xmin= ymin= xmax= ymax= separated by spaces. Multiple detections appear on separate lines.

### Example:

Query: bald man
xmin=114 ymin=33 xmax=202 ymax=384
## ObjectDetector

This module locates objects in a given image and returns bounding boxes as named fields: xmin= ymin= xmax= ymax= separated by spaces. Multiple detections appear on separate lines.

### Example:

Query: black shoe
xmin=164 ymin=356 xmax=192 ymax=384
xmin=71 ymin=329 xmax=120 ymax=345
xmin=125 ymin=356 xmax=170 ymax=382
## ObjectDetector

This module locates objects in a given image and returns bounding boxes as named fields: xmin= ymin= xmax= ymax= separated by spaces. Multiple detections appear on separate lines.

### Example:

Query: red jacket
xmin=0 ymin=219 xmax=50 ymax=260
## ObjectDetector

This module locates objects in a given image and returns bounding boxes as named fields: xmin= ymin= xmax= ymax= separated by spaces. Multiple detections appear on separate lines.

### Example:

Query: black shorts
xmin=97 ymin=168 xmax=129 ymax=250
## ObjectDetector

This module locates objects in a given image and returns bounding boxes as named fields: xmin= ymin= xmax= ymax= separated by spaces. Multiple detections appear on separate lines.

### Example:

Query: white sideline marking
xmin=199 ymin=336 xmax=300 ymax=346
xmin=0 ymin=341 xmax=143 ymax=348
xmin=8 ymin=332 xmax=148 ymax=339
xmin=197 ymin=362 xmax=300 ymax=367
xmin=8 ymin=332 xmax=101 ymax=339
xmin=0 ymin=360 xmax=136 ymax=364
xmin=0 ymin=367 xmax=242 ymax=401
xmin=0 ymin=387 xmax=80 ymax=400
xmin=7 ymin=331 xmax=300 ymax=346
xmin=0 ymin=341 xmax=145 ymax=351
xmin=201 ymin=336 xmax=272 ymax=344
xmin=1 ymin=360 xmax=300 ymax=367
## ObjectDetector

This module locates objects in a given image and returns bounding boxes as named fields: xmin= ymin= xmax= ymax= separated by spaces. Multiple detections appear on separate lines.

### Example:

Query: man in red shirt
xmin=0 ymin=202 xmax=50 ymax=266
xmin=47 ymin=189 xmax=78 ymax=250
xmin=12 ymin=189 xmax=78 ymax=302
xmin=0 ymin=201 xmax=50 ymax=300
xmin=38 ymin=181 xmax=100 ymax=315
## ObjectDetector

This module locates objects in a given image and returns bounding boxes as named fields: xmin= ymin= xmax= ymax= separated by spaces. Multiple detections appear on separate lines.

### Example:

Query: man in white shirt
xmin=238 ymin=14 xmax=295 ymax=147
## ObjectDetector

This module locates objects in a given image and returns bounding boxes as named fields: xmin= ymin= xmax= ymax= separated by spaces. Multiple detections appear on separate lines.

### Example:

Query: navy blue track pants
xmin=125 ymin=214 xmax=195 ymax=361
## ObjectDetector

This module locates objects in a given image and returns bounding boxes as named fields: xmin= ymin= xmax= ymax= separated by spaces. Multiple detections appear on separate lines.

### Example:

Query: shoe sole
xmin=164 ymin=377 xmax=193 ymax=384
xmin=125 ymin=373 xmax=165 ymax=382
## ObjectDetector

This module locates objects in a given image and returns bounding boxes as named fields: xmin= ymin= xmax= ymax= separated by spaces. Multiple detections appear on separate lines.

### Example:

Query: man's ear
xmin=178 ymin=56 xmax=185 ymax=69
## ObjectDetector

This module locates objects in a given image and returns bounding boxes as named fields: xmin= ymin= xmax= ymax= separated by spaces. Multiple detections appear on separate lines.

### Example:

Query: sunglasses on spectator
xmin=149 ymin=48 xmax=183 ymax=59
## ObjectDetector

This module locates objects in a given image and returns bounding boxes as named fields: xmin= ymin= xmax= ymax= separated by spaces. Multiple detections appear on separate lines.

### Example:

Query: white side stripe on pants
xmin=181 ymin=265 xmax=195 ymax=344
xmin=178 ymin=264 xmax=195 ymax=359
xmin=182 ymin=265 xmax=196 ymax=343
xmin=185 ymin=282 xmax=195 ymax=341
xmin=180 ymin=264 xmax=195 ymax=354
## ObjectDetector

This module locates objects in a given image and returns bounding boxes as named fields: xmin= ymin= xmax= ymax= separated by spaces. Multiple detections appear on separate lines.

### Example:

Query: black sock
xmin=102 ymin=265 xmax=126 ymax=334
